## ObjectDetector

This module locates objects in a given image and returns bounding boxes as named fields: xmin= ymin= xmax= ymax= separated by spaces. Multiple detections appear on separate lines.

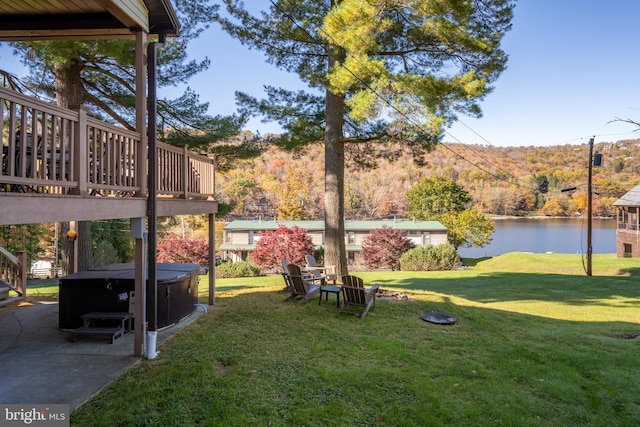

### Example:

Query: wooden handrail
xmin=156 ymin=142 xmax=215 ymax=198
xmin=0 ymin=247 xmax=26 ymax=298
xmin=0 ymin=87 xmax=215 ymax=200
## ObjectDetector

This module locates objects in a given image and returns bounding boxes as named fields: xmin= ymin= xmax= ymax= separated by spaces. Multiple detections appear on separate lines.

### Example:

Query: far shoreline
xmin=489 ymin=215 xmax=615 ymax=220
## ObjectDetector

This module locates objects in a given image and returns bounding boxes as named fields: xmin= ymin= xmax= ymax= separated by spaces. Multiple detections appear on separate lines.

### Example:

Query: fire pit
xmin=420 ymin=311 xmax=458 ymax=325
xmin=376 ymin=288 xmax=409 ymax=300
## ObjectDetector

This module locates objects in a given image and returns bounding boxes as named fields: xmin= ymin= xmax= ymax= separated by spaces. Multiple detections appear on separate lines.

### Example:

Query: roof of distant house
xmin=613 ymin=184 xmax=640 ymax=207
xmin=223 ymin=219 xmax=446 ymax=231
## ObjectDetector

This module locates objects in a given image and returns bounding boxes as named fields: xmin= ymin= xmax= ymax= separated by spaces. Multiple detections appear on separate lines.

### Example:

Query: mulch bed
xmin=376 ymin=288 xmax=409 ymax=300
xmin=610 ymin=331 xmax=640 ymax=340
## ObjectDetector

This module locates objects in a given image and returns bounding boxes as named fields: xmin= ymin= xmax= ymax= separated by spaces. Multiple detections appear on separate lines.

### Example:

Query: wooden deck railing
xmin=157 ymin=142 xmax=216 ymax=198
xmin=1 ymin=87 xmax=215 ymax=198
xmin=0 ymin=247 xmax=26 ymax=299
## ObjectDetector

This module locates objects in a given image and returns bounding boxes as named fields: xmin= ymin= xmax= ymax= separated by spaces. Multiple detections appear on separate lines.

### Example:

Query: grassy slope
xmin=69 ymin=253 xmax=640 ymax=426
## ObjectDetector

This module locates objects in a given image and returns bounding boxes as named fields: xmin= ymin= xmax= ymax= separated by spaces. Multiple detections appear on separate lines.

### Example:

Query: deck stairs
xmin=0 ymin=245 xmax=26 ymax=306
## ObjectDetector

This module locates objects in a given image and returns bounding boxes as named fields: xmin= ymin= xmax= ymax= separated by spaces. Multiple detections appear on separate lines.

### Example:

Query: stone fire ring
xmin=420 ymin=311 xmax=458 ymax=325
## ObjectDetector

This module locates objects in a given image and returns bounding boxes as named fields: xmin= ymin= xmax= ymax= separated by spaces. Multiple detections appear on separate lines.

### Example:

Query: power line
xmin=268 ymin=0 xmax=541 ymax=191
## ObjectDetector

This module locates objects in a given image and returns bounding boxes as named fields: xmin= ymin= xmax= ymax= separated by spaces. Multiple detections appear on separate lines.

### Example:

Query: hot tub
xmin=59 ymin=263 xmax=199 ymax=329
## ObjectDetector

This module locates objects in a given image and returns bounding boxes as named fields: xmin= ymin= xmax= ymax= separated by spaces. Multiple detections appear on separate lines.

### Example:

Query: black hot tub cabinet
xmin=59 ymin=263 xmax=199 ymax=329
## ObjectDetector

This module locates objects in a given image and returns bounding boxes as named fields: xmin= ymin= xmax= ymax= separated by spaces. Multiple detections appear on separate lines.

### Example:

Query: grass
xmin=68 ymin=253 xmax=640 ymax=426
xmin=23 ymin=280 xmax=60 ymax=300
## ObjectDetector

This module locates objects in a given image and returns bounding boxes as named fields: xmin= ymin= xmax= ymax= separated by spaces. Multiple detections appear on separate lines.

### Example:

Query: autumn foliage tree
xmin=406 ymin=176 xmax=471 ymax=218
xmin=157 ymin=233 xmax=209 ymax=267
xmin=361 ymin=226 xmax=415 ymax=271
xmin=406 ymin=175 xmax=494 ymax=249
xmin=440 ymin=210 xmax=494 ymax=250
xmin=277 ymin=166 xmax=312 ymax=220
xmin=251 ymin=226 xmax=315 ymax=271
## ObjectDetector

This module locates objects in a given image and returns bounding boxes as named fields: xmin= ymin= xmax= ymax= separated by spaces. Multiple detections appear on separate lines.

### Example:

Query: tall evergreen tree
xmin=10 ymin=2 xmax=247 ymax=155
xmin=217 ymin=0 xmax=514 ymax=277
xmin=6 ymin=2 xmax=254 ymax=271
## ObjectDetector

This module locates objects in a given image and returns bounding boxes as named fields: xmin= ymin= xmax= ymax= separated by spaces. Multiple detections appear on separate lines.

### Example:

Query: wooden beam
xmin=98 ymin=0 xmax=149 ymax=31
xmin=209 ymin=213 xmax=215 ymax=306
xmin=132 ymin=220 xmax=145 ymax=358
xmin=0 ymin=13 xmax=126 ymax=31
xmin=135 ymin=30 xmax=147 ymax=197
xmin=0 ymin=30 xmax=136 ymax=41
xmin=0 ymin=194 xmax=216 ymax=225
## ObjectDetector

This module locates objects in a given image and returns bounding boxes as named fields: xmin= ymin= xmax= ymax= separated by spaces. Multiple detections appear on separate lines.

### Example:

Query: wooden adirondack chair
xmin=285 ymin=264 xmax=321 ymax=304
xmin=340 ymin=275 xmax=380 ymax=319
xmin=280 ymin=258 xmax=292 ymax=292
xmin=305 ymin=254 xmax=336 ymax=284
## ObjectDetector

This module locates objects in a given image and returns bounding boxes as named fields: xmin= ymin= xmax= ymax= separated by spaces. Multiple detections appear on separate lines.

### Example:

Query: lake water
xmin=457 ymin=218 xmax=617 ymax=258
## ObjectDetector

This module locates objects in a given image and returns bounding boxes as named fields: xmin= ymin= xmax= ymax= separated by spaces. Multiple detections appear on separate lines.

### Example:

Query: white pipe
xmin=146 ymin=330 xmax=158 ymax=359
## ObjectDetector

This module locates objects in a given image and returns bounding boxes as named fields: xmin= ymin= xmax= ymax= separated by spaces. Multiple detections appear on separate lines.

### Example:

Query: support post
xmin=182 ymin=144 xmax=189 ymax=198
xmin=135 ymin=31 xmax=147 ymax=198
xmin=68 ymin=106 xmax=88 ymax=196
xmin=209 ymin=213 xmax=215 ymax=306
xmin=18 ymin=251 xmax=27 ymax=298
xmin=132 ymin=30 xmax=148 ymax=358
xmin=587 ymin=137 xmax=594 ymax=276
xmin=147 ymin=35 xmax=165 ymax=359
xmin=131 ymin=218 xmax=146 ymax=357
xmin=67 ymin=220 xmax=78 ymax=274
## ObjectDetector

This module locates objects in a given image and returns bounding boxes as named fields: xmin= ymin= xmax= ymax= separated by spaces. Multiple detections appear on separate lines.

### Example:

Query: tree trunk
xmin=54 ymin=60 xmax=84 ymax=107
xmin=324 ymin=33 xmax=348 ymax=279
xmin=55 ymin=60 xmax=93 ymax=272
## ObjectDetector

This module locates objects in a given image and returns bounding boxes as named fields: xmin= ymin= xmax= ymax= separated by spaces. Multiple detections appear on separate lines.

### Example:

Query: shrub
xmin=400 ymin=244 xmax=461 ymax=271
xmin=215 ymin=261 xmax=261 ymax=278
xmin=251 ymin=225 xmax=314 ymax=270
xmin=157 ymin=233 xmax=209 ymax=267
xmin=362 ymin=226 xmax=415 ymax=271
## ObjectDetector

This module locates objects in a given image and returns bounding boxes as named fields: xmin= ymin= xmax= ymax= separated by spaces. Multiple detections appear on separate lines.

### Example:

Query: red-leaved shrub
xmin=251 ymin=225 xmax=314 ymax=270
xmin=362 ymin=226 xmax=415 ymax=271
xmin=157 ymin=233 xmax=210 ymax=267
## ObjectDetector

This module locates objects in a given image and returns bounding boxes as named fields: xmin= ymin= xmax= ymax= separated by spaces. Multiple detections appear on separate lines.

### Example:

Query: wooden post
xmin=209 ymin=213 xmax=215 ymax=306
xmin=135 ymin=30 xmax=147 ymax=198
xmin=182 ymin=144 xmax=189 ymax=198
xmin=67 ymin=220 xmax=78 ymax=274
xmin=208 ymin=153 xmax=216 ymax=198
xmin=68 ymin=105 xmax=88 ymax=196
xmin=133 ymin=30 xmax=147 ymax=357
xmin=131 ymin=218 xmax=146 ymax=358
xmin=18 ymin=251 xmax=27 ymax=298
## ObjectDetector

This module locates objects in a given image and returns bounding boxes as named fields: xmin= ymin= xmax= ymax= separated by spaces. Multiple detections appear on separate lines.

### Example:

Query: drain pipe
xmin=146 ymin=34 xmax=165 ymax=359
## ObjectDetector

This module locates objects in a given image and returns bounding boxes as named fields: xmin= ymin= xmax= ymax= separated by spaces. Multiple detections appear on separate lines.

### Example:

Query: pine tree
xmin=10 ymin=2 xmax=245 ymax=147
xmin=7 ymin=2 xmax=249 ymax=272
xmin=217 ymin=0 xmax=514 ymax=277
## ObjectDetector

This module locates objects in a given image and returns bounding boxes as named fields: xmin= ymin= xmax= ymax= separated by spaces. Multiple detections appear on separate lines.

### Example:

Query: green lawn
xmin=24 ymin=280 xmax=60 ymax=299
xmin=70 ymin=253 xmax=640 ymax=426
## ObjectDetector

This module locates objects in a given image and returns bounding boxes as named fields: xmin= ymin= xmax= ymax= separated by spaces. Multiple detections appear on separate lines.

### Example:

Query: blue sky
xmin=1 ymin=0 xmax=639 ymax=147
xmin=446 ymin=0 xmax=640 ymax=147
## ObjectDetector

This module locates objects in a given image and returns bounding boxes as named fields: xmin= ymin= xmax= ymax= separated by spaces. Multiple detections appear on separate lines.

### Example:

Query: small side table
xmin=319 ymin=285 xmax=341 ymax=308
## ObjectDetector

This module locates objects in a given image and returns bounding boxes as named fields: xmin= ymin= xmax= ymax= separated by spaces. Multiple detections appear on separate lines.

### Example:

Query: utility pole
xmin=587 ymin=136 xmax=603 ymax=276
xmin=587 ymin=137 xmax=594 ymax=276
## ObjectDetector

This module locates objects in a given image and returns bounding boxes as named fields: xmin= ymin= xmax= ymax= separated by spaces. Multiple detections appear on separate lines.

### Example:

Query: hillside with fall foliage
xmin=216 ymin=136 xmax=640 ymax=220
